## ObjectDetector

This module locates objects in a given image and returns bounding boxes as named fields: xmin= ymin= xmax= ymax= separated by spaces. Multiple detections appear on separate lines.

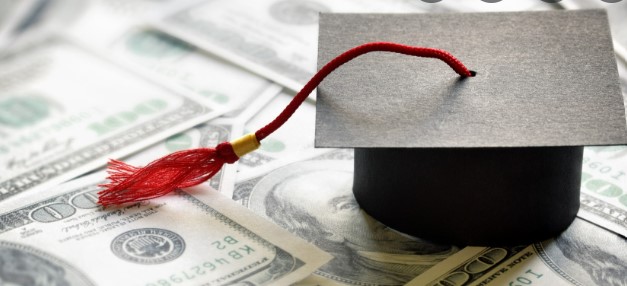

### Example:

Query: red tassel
xmin=98 ymin=42 xmax=473 ymax=206
xmin=97 ymin=142 xmax=238 ymax=206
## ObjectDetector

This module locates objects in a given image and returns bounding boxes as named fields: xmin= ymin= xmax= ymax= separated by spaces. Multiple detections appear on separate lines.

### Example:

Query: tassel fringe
xmin=98 ymin=142 xmax=238 ymax=206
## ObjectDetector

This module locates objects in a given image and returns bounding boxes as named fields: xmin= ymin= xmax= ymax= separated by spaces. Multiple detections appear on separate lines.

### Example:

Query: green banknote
xmin=408 ymin=218 xmax=626 ymax=286
xmin=156 ymin=0 xmax=438 ymax=91
xmin=579 ymin=147 xmax=627 ymax=237
xmin=0 ymin=39 xmax=223 ymax=201
xmin=0 ymin=173 xmax=331 ymax=285
xmin=234 ymin=150 xmax=459 ymax=286
xmin=110 ymin=29 xmax=281 ymax=119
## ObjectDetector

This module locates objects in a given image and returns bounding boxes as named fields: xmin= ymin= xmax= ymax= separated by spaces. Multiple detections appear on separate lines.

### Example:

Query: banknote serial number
xmin=508 ymin=269 xmax=543 ymax=286
xmin=145 ymin=235 xmax=257 ymax=286
xmin=582 ymin=157 xmax=626 ymax=180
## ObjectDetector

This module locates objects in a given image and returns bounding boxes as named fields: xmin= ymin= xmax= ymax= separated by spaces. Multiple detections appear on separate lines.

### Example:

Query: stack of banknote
xmin=0 ymin=0 xmax=625 ymax=285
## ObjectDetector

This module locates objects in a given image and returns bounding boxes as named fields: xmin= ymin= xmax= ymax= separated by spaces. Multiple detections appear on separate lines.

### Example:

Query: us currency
xmin=407 ymin=218 xmax=627 ymax=286
xmin=0 ymin=39 xmax=233 ymax=202
xmin=109 ymin=29 xmax=281 ymax=119
xmin=68 ymin=1 xmax=283 ymax=120
xmin=0 ymin=0 xmax=85 ymax=57
xmin=578 ymin=146 xmax=627 ymax=237
xmin=236 ymin=92 xmax=327 ymax=181
xmin=155 ymin=0 xmax=445 ymax=91
xmin=0 ymin=173 xmax=331 ymax=286
xmin=67 ymin=0 xmax=181 ymax=48
xmin=233 ymin=149 xmax=459 ymax=286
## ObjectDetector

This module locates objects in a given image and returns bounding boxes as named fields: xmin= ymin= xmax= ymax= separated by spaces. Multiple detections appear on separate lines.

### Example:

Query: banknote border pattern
xmin=0 ymin=98 xmax=210 ymax=200
xmin=0 ymin=184 xmax=96 ymax=233
xmin=0 ymin=185 xmax=307 ymax=285
xmin=164 ymin=3 xmax=313 ymax=85
xmin=176 ymin=189 xmax=308 ymax=283
xmin=532 ymin=243 xmax=583 ymax=286
xmin=579 ymin=192 xmax=626 ymax=230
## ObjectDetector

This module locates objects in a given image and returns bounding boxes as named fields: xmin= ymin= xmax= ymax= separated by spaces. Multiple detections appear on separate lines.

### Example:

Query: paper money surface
xmin=579 ymin=147 xmax=627 ymax=237
xmin=0 ymin=173 xmax=331 ymax=286
xmin=156 ymin=0 xmax=436 ymax=91
xmin=234 ymin=150 xmax=459 ymax=285
xmin=67 ymin=0 xmax=180 ymax=48
xmin=407 ymin=218 xmax=627 ymax=286
xmin=237 ymin=92 xmax=326 ymax=181
xmin=109 ymin=29 xmax=281 ymax=119
xmin=0 ymin=39 xmax=222 ymax=202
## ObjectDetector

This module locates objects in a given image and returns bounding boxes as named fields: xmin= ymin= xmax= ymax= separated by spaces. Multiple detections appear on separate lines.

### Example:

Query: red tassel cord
xmin=98 ymin=42 xmax=474 ymax=206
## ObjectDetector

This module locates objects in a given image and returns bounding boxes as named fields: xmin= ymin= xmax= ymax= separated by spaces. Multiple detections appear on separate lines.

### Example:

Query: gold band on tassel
xmin=230 ymin=133 xmax=261 ymax=157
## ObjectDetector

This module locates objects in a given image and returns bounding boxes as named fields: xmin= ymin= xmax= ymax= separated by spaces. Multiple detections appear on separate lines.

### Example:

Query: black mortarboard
xmin=316 ymin=10 xmax=627 ymax=245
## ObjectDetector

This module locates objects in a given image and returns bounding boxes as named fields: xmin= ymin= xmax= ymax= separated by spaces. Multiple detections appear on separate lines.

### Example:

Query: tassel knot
xmin=216 ymin=142 xmax=239 ymax=164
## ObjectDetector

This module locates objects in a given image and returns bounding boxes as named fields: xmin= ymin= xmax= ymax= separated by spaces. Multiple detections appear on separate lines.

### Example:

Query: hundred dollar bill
xmin=236 ymin=92 xmax=327 ymax=181
xmin=0 ymin=39 xmax=223 ymax=201
xmin=67 ymin=0 xmax=181 ymax=48
xmin=108 ymin=29 xmax=281 ymax=119
xmin=407 ymin=218 xmax=627 ymax=286
xmin=234 ymin=149 xmax=459 ymax=286
xmin=0 ymin=173 xmax=331 ymax=286
xmin=156 ymin=0 xmax=439 ymax=91
xmin=578 ymin=146 xmax=627 ymax=237
xmin=69 ymin=2 xmax=283 ymax=120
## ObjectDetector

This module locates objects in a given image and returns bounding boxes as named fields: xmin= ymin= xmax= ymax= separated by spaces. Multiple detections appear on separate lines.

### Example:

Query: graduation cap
xmin=98 ymin=10 xmax=625 ymax=246
xmin=315 ymin=10 xmax=627 ymax=245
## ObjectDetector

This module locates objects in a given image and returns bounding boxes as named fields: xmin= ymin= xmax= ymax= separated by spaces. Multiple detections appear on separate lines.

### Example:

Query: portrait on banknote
xmin=0 ymin=241 xmax=95 ymax=286
xmin=246 ymin=159 xmax=457 ymax=285
xmin=539 ymin=219 xmax=627 ymax=286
